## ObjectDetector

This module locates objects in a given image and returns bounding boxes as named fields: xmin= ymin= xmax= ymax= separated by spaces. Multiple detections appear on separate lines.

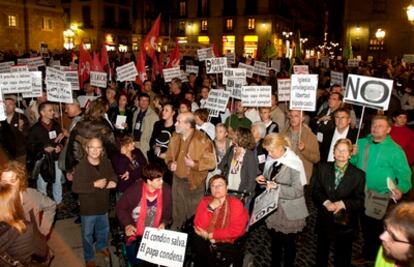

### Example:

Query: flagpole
xmin=355 ymin=106 xmax=365 ymax=143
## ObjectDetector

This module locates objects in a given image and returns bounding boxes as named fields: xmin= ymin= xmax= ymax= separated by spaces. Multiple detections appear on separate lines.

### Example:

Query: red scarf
xmin=128 ymin=183 xmax=163 ymax=243
xmin=206 ymin=197 xmax=232 ymax=243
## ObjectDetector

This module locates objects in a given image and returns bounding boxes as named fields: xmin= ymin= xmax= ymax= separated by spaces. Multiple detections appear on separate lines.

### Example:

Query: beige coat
xmin=132 ymin=107 xmax=159 ymax=159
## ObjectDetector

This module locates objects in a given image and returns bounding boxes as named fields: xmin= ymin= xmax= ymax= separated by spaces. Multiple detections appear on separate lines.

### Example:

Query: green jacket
xmin=350 ymin=135 xmax=411 ymax=194
xmin=375 ymin=246 xmax=395 ymax=267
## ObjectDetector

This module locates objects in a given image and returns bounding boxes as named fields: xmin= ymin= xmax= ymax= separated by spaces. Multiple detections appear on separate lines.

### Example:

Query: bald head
xmin=175 ymin=112 xmax=195 ymax=135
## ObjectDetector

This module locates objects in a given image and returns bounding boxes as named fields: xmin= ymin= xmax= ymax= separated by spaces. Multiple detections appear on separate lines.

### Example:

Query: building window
xmin=248 ymin=18 xmax=255 ymax=30
xmin=179 ymin=1 xmax=187 ymax=17
xmin=226 ymin=19 xmax=233 ymax=31
xmin=41 ymin=17 xmax=53 ymax=31
xmin=119 ymin=9 xmax=130 ymax=29
xmin=82 ymin=6 xmax=92 ymax=28
xmin=104 ymin=6 xmax=115 ymax=27
xmin=8 ymin=15 xmax=17 ymax=27
xmin=198 ymin=0 xmax=209 ymax=16
xmin=201 ymin=19 xmax=208 ymax=31
xmin=372 ymin=0 xmax=386 ymax=14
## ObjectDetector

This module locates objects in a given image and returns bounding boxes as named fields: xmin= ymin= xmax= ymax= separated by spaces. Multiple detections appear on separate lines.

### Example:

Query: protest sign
xmin=90 ymin=71 xmax=108 ymax=88
xmin=0 ymin=91 xmax=5 ymax=121
xmin=0 ymin=72 xmax=32 ymax=94
xmin=205 ymin=89 xmax=231 ymax=112
xmin=250 ymin=187 xmax=280 ymax=226
xmin=23 ymin=71 xmax=43 ymax=98
xmin=330 ymin=71 xmax=344 ymax=86
xmin=137 ymin=227 xmax=188 ymax=267
xmin=11 ymin=65 xmax=29 ymax=73
xmin=253 ymin=61 xmax=269 ymax=77
xmin=77 ymin=95 xmax=99 ymax=109
xmin=46 ymin=81 xmax=73 ymax=104
xmin=271 ymin=59 xmax=281 ymax=73
xmin=344 ymin=74 xmax=393 ymax=110
xmin=222 ymin=68 xmax=246 ymax=85
xmin=116 ymin=62 xmax=138 ymax=82
xmin=347 ymin=59 xmax=359 ymax=68
xmin=18 ymin=57 xmax=45 ymax=69
xmin=403 ymin=54 xmax=414 ymax=64
xmin=185 ymin=65 xmax=199 ymax=75
xmin=64 ymin=71 xmax=80 ymax=90
xmin=180 ymin=70 xmax=189 ymax=82
xmin=206 ymin=57 xmax=227 ymax=74
xmin=238 ymin=63 xmax=254 ymax=78
xmin=46 ymin=67 xmax=64 ymax=82
xmin=0 ymin=61 xmax=14 ymax=73
xmin=293 ymin=65 xmax=309 ymax=74
xmin=241 ymin=86 xmax=272 ymax=107
xmin=290 ymin=74 xmax=318 ymax=111
xmin=163 ymin=67 xmax=181 ymax=82
xmin=227 ymin=78 xmax=244 ymax=100
xmin=226 ymin=52 xmax=236 ymax=65
xmin=277 ymin=79 xmax=291 ymax=102
xmin=197 ymin=47 xmax=214 ymax=61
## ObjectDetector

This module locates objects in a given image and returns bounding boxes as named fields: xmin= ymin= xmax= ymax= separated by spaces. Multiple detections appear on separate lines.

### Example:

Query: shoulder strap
xmin=362 ymin=142 xmax=370 ymax=172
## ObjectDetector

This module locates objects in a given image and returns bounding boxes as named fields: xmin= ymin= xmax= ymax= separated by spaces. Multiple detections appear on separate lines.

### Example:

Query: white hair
xmin=252 ymin=121 xmax=266 ymax=139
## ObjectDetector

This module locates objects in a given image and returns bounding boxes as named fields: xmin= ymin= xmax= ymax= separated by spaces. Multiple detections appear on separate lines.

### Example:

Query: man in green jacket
xmin=351 ymin=115 xmax=412 ymax=264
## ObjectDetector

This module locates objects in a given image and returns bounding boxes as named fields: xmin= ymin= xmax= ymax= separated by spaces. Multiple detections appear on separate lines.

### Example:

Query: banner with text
xmin=0 ymin=72 xmax=32 ymax=94
xmin=0 ymin=61 xmax=14 ymax=73
xmin=293 ymin=65 xmax=309 ymax=74
xmin=46 ymin=81 xmax=73 ymax=104
xmin=250 ymin=187 xmax=280 ymax=226
xmin=23 ymin=71 xmax=43 ymax=98
xmin=116 ymin=62 xmax=138 ymax=82
xmin=241 ymin=86 xmax=272 ymax=107
xmin=205 ymin=89 xmax=231 ymax=112
xmin=330 ymin=71 xmax=344 ymax=86
xmin=11 ymin=65 xmax=29 ymax=73
xmin=344 ymin=74 xmax=393 ymax=110
xmin=137 ymin=227 xmax=188 ymax=267
xmin=277 ymin=79 xmax=291 ymax=102
xmin=227 ymin=78 xmax=245 ymax=100
xmin=253 ymin=61 xmax=269 ymax=77
xmin=222 ymin=68 xmax=246 ymax=85
xmin=46 ymin=67 xmax=64 ymax=82
xmin=64 ymin=71 xmax=80 ymax=90
xmin=197 ymin=47 xmax=214 ymax=61
xmin=206 ymin=57 xmax=227 ymax=74
xmin=185 ymin=65 xmax=199 ymax=75
xmin=290 ymin=74 xmax=318 ymax=111
xmin=163 ymin=67 xmax=182 ymax=82
xmin=238 ymin=63 xmax=254 ymax=78
xmin=90 ymin=71 xmax=108 ymax=88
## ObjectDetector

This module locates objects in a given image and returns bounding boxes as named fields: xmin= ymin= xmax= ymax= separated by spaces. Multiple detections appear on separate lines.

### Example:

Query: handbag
xmin=30 ymin=154 xmax=46 ymax=181
xmin=39 ymin=153 xmax=56 ymax=184
xmin=364 ymin=189 xmax=390 ymax=220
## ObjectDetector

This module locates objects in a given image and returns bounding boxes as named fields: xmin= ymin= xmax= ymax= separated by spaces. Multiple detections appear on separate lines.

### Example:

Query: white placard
xmin=0 ymin=61 xmax=15 ymax=73
xmin=137 ymin=227 xmax=188 ymax=267
xmin=222 ymin=68 xmax=246 ymax=85
xmin=0 ymin=90 xmax=6 ymax=121
xmin=115 ymin=115 xmax=127 ymax=129
xmin=23 ymin=71 xmax=43 ymax=98
xmin=227 ymin=78 xmax=244 ymax=100
xmin=347 ymin=59 xmax=359 ymax=68
xmin=180 ymin=70 xmax=188 ymax=82
xmin=18 ymin=57 xmax=45 ymax=69
xmin=197 ymin=47 xmax=214 ymax=61
xmin=250 ymin=187 xmax=280 ymax=226
xmin=205 ymin=89 xmax=231 ymax=112
xmin=116 ymin=62 xmax=138 ymax=82
xmin=46 ymin=67 xmax=64 ymax=82
xmin=293 ymin=65 xmax=309 ymax=74
xmin=344 ymin=74 xmax=393 ymax=110
xmin=290 ymin=74 xmax=318 ymax=111
xmin=0 ymin=72 xmax=32 ymax=94
xmin=77 ymin=95 xmax=99 ymax=109
xmin=90 ymin=71 xmax=108 ymax=88
xmin=185 ymin=65 xmax=199 ymax=75
xmin=226 ymin=53 xmax=236 ymax=65
xmin=206 ymin=57 xmax=227 ymax=74
xmin=253 ymin=61 xmax=269 ymax=77
xmin=241 ymin=86 xmax=272 ymax=107
xmin=277 ymin=79 xmax=291 ymax=102
xmin=46 ymin=81 xmax=73 ymax=104
xmin=271 ymin=59 xmax=281 ymax=72
xmin=330 ymin=71 xmax=344 ymax=86
xmin=238 ymin=62 xmax=254 ymax=78
xmin=50 ymin=60 xmax=61 ymax=68
xmin=163 ymin=67 xmax=181 ymax=82
xmin=64 ymin=71 xmax=80 ymax=90
xmin=11 ymin=65 xmax=29 ymax=73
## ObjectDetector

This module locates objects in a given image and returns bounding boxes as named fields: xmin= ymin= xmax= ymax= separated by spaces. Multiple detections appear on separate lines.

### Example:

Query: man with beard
xmin=376 ymin=202 xmax=414 ymax=267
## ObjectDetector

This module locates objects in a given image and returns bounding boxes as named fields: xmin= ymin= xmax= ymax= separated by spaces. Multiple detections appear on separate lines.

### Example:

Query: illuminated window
xmin=201 ymin=19 xmax=208 ymax=31
xmin=41 ymin=17 xmax=53 ymax=31
xmin=248 ymin=18 xmax=255 ymax=30
xmin=8 ymin=15 xmax=17 ymax=27
xmin=226 ymin=19 xmax=233 ymax=31
xmin=180 ymin=1 xmax=187 ymax=17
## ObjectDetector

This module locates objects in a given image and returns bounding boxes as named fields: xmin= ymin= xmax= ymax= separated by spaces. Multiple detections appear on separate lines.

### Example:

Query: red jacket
xmin=194 ymin=196 xmax=248 ymax=243
xmin=390 ymin=125 xmax=414 ymax=165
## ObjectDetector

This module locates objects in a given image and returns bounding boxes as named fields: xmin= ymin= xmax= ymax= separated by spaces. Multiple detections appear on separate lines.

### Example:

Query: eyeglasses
xmin=383 ymin=225 xmax=411 ymax=245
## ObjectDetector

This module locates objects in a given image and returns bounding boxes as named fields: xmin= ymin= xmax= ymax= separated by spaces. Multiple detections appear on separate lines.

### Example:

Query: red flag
xmin=212 ymin=43 xmax=219 ymax=57
xmin=78 ymin=43 xmax=92 ymax=89
xmin=166 ymin=41 xmax=180 ymax=68
xmin=92 ymin=52 xmax=103 ymax=71
xmin=142 ymin=14 xmax=161 ymax=58
xmin=135 ymin=50 xmax=147 ymax=87
xmin=101 ymin=45 xmax=109 ymax=67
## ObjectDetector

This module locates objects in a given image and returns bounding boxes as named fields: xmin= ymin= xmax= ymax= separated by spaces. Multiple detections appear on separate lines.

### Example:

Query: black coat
xmin=319 ymin=127 xmax=358 ymax=162
xmin=312 ymin=162 xmax=365 ymax=233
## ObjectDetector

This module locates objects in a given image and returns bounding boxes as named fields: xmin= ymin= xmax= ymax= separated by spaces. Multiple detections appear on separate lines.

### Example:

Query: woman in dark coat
xmin=312 ymin=138 xmax=365 ymax=267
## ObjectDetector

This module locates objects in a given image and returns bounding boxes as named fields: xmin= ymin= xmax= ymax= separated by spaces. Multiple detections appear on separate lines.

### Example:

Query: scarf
xmin=128 ymin=183 xmax=163 ymax=243
xmin=206 ymin=197 xmax=232 ymax=243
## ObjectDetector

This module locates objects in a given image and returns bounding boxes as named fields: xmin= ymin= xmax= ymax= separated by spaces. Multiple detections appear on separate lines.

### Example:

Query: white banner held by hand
xmin=277 ymin=79 xmax=291 ymax=102
xmin=163 ymin=67 xmax=181 ymax=82
xmin=206 ymin=57 xmax=227 ymax=74
xmin=205 ymin=89 xmax=231 ymax=112
xmin=290 ymin=74 xmax=318 ymax=111
xmin=46 ymin=81 xmax=73 ymax=104
xmin=0 ymin=72 xmax=32 ymax=94
xmin=222 ymin=68 xmax=246 ymax=85
xmin=116 ymin=62 xmax=138 ymax=82
xmin=238 ymin=62 xmax=254 ymax=78
xmin=23 ymin=71 xmax=43 ymax=98
xmin=241 ymin=86 xmax=272 ymax=107
xmin=90 ymin=71 xmax=108 ymax=88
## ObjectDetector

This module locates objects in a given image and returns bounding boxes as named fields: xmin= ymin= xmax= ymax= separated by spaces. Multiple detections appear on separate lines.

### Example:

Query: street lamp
xmin=63 ymin=29 xmax=75 ymax=49
xmin=407 ymin=5 xmax=414 ymax=22
xmin=375 ymin=28 xmax=385 ymax=39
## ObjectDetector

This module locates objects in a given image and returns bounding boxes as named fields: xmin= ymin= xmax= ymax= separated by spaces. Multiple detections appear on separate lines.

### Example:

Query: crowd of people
xmin=0 ymin=52 xmax=414 ymax=267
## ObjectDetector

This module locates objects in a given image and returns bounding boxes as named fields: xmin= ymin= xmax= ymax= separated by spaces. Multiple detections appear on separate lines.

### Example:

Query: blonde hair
xmin=0 ymin=161 xmax=28 ymax=191
xmin=0 ymin=184 xmax=26 ymax=233
xmin=262 ymin=133 xmax=291 ymax=151
xmin=333 ymin=138 xmax=353 ymax=153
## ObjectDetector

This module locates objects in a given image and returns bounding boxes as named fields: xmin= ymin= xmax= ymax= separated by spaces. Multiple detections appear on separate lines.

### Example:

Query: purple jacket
xmin=111 ymin=149 xmax=147 ymax=192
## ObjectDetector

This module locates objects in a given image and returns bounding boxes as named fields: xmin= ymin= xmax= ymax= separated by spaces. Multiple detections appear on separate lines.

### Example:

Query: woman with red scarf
xmin=116 ymin=163 xmax=172 ymax=266
xmin=192 ymin=174 xmax=249 ymax=267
